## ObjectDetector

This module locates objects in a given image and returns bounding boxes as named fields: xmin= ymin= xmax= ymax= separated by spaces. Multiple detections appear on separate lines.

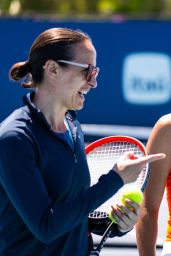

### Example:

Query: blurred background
xmin=0 ymin=0 xmax=171 ymax=19
xmin=1 ymin=0 xmax=171 ymax=255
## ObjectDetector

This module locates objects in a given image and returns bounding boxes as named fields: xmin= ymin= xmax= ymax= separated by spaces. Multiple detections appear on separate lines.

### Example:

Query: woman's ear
xmin=43 ymin=60 xmax=59 ymax=79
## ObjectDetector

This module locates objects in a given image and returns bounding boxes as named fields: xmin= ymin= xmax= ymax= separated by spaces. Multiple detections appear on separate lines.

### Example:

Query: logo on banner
xmin=122 ymin=53 xmax=171 ymax=104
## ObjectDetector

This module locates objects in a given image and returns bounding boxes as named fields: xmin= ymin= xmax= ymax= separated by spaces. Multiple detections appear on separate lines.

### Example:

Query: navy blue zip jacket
xmin=0 ymin=92 xmax=124 ymax=256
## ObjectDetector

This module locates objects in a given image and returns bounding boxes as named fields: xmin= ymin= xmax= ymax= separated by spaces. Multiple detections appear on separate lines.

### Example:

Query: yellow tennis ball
xmin=109 ymin=187 xmax=144 ymax=223
xmin=121 ymin=187 xmax=144 ymax=207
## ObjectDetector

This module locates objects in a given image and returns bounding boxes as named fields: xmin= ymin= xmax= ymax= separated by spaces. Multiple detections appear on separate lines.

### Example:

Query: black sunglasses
xmin=57 ymin=60 xmax=100 ymax=82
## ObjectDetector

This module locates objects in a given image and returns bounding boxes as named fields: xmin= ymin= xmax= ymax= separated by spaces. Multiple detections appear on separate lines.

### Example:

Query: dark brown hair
xmin=9 ymin=28 xmax=91 ymax=88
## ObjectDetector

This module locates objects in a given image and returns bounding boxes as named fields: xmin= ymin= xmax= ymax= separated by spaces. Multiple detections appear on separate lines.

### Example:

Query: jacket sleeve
xmin=0 ymin=131 xmax=124 ymax=243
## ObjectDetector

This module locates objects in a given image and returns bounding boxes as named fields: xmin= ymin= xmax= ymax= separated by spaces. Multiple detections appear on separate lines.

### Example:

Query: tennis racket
xmin=86 ymin=135 xmax=149 ymax=256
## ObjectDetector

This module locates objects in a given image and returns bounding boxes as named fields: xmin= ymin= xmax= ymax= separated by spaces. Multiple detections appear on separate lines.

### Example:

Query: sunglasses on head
xmin=57 ymin=60 xmax=100 ymax=82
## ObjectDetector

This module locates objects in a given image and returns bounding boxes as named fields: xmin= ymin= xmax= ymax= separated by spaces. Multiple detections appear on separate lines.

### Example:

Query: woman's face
xmin=56 ymin=39 xmax=98 ymax=111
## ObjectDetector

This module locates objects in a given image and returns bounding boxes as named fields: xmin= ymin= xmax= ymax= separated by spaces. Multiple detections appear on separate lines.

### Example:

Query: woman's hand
xmin=111 ymin=199 xmax=141 ymax=233
xmin=113 ymin=152 xmax=166 ymax=184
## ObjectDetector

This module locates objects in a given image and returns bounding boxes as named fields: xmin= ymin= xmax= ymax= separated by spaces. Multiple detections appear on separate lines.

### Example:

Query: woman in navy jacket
xmin=0 ymin=27 xmax=165 ymax=256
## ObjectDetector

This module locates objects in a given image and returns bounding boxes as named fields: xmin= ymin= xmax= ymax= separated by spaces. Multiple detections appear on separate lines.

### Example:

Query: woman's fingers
xmin=130 ymin=153 xmax=166 ymax=165
xmin=111 ymin=201 xmax=141 ymax=232
xmin=113 ymin=152 xmax=166 ymax=184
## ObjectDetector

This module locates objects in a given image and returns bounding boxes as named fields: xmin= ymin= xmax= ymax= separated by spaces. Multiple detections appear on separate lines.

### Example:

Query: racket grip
xmin=88 ymin=251 xmax=100 ymax=256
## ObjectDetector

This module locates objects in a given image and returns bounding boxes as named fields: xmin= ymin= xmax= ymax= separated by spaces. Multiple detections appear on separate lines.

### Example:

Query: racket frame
xmin=86 ymin=135 xmax=149 ymax=255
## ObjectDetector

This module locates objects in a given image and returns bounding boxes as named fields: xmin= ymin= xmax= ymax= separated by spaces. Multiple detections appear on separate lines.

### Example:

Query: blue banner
xmin=1 ymin=18 xmax=171 ymax=127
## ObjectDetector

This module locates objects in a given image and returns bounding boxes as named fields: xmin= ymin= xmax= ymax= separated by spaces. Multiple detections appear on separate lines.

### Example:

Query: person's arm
xmin=0 ymin=131 xmax=124 ymax=243
xmin=0 ymin=130 xmax=165 ymax=244
xmin=136 ymin=115 xmax=171 ymax=256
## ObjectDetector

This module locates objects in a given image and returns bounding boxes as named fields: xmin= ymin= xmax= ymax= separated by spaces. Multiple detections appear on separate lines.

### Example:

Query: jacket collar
xmin=23 ymin=91 xmax=77 ymax=131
